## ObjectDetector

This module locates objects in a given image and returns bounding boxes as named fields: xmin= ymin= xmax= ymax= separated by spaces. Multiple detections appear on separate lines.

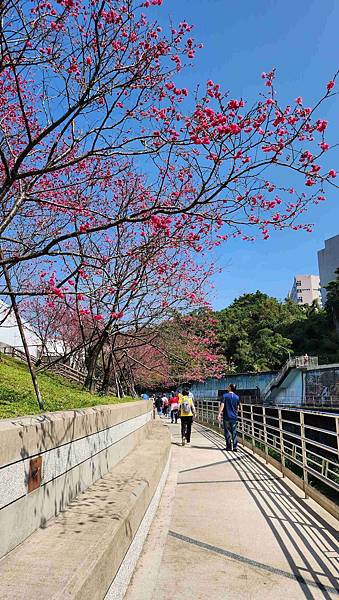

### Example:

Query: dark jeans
xmin=171 ymin=409 xmax=178 ymax=423
xmin=223 ymin=419 xmax=238 ymax=449
xmin=181 ymin=416 xmax=193 ymax=442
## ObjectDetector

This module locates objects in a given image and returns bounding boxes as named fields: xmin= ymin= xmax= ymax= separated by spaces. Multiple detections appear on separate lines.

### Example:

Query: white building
xmin=0 ymin=300 xmax=85 ymax=369
xmin=317 ymin=234 xmax=339 ymax=304
xmin=0 ymin=300 xmax=41 ymax=357
xmin=289 ymin=275 xmax=322 ymax=306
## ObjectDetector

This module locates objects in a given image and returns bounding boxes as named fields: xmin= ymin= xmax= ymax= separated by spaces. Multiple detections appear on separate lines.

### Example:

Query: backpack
xmin=181 ymin=397 xmax=191 ymax=415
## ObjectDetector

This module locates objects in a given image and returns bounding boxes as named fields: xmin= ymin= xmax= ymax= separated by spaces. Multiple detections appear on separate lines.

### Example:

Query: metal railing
xmin=195 ymin=399 xmax=339 ymax=500
xmin=264 ymin=393 xmax=339 ymax=408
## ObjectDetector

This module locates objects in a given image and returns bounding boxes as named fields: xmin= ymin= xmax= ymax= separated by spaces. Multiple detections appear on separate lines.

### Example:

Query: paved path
xmin=125 ymin=422 xmax=339 ymax=600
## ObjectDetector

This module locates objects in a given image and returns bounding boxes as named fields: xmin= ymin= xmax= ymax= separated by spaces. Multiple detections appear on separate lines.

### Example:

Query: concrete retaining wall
xmin=0 ymin=421 xmax=171 ymax=600
xmin=0 ymin=400 xmax=153 ymax=559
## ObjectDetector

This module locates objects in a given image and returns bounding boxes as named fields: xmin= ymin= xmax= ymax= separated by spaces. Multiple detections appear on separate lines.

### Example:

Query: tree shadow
xmin=195 ymin=423 xmax=339 ymax=600
xmin=2 ymin=404 xmax=149 ymax=557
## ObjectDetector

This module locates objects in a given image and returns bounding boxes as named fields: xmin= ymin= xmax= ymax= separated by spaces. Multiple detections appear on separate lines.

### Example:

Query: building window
xmin=296 ymin=280 xmax=301 ymax=286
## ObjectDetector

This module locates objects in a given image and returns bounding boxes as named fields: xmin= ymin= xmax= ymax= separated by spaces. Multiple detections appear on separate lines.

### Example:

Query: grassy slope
xmin=0 ymin=355 xmax=135 ymax=419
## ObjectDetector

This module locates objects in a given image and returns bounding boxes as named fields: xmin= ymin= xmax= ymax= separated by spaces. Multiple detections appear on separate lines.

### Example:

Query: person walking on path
xmin=162 ymin=394 xmax=169 ymax=418
xmin=178 ymin=388 xmax=196 ymax=446
xmin=217 ymin=384 xmax=240 ymax=451
xmin=154 ymin=395 xmax=163 ymax=417
xmin=169 ymin=391 xmax=179 ymax=424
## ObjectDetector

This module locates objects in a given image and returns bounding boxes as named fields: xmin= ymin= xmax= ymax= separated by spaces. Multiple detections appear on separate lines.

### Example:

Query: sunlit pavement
xmin=125 ymin=422 xmax=339 ymax=600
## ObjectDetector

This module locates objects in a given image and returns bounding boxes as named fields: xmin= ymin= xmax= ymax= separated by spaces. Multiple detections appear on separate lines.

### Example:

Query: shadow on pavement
xmin=195 ymin=423 xmax=339 ymax=600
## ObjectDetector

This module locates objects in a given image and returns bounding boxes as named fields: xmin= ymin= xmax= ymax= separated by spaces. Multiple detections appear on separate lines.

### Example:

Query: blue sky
xmin=158 ymin=0 xmax=339 ymax=309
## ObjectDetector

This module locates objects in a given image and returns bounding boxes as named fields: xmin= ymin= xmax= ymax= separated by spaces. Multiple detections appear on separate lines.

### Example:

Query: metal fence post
xmin=278 ymin=408 xmax=285 ymax=477
xmin=300 ymin=411 xmax=308 ymax=498
xmin=240 ymin=404 xmax=245 ymax=446
xmin=250 ymin=405 xmax=255 ymax=453
xmin=263 ymin=407 xmax=268 ymax=463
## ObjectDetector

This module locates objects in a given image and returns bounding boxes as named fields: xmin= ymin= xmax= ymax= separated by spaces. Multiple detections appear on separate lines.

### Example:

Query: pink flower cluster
xmin=112 ymin=311 xmax=124 ymax=320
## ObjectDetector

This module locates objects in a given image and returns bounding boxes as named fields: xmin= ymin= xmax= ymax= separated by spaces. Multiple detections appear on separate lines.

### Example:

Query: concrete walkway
xmin=125 ymin=421 xmax=339 ymax=600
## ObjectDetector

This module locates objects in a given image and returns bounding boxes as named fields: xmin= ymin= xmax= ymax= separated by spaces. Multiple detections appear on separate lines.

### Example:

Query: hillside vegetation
xmin=0 ymin=355 xmax=134 ymax=419
xmin=214 ymin=278 xmax=339 ymax=372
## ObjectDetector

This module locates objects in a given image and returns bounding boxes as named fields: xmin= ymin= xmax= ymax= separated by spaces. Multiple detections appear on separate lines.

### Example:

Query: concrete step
xmin=0 ymin=421 xmax=170 ymax=600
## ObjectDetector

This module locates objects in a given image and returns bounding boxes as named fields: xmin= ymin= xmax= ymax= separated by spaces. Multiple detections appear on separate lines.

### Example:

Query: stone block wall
xmin=0 ymin=400 xmax=152 ymax=558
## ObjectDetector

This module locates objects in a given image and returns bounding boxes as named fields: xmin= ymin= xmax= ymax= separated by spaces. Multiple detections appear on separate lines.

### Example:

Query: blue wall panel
xmin=190 ymin=364 xmax=339 ymax=405
xmin=191 ymin=372 xmax=276 ymax=399
xmin=271 ymin=370 xmax=303 ymax=405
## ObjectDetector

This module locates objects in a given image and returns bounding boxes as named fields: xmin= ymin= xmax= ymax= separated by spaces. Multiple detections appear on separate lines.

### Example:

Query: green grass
xmin=0 ymin=355 xmax=136 ymax=419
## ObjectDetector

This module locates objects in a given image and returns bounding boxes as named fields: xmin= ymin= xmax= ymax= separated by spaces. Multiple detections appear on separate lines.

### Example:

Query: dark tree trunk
xmin=101 ymin=350 xmax=113 ymax=395
xmin=112 ymin=359 xmax=121 ymax=398
xmin=84 ymin=331 xmax=109 ymax=392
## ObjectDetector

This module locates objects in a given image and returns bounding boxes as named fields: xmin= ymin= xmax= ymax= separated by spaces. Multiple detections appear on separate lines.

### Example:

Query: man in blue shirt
xmin=217 ymin=384 xmax=240 ymax=451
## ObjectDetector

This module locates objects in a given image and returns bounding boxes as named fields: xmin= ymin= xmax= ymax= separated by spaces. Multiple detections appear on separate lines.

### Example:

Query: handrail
xmin=40 ymin=357 xmax=86 ymax=383
xmin=262 ymin=356 xmax=319 ymax=401
xmin=0 ymin=345 xmax=38 ymax=364
xmin=0 ymin=344 xmax=118 ymax=394
xmin=261 ymin=359 xmax=295 ymax=399
xmin=195 ymin=400 xmax=339 ymax=499
xmin=0 ymin=344 xmax=87 ymax=385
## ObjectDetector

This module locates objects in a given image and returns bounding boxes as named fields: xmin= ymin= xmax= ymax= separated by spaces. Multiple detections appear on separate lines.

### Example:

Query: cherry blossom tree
xmin=128 ymin=310 xmax=227 ymax=391
xmin=21 ymin=211 xmax=215 ymax=392
xmin=1 ymin=0 xmax=338 ymax=405
xmin=0 ymin=0 xmax=337 ymax=276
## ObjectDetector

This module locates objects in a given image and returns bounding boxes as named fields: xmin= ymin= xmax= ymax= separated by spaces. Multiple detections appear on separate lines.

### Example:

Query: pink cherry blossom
xmin=112 ymin=311 xmax=124 ymax=319
xmin=316 ymin=119 xmax=328 ymax=133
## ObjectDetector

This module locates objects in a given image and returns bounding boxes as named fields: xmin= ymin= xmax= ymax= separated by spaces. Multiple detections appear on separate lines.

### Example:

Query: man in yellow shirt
xmin=178 ymin=388 xmax=196 ymax=446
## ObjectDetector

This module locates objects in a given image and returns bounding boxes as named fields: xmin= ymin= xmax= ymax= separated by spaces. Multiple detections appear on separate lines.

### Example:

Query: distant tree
xmin=325 ymin=268 xmax=339 ymax=332
xmin=284 ymin=310 xmax=339 ymax=364
xmin=277 ymin=277 xmax=339 ymax=364
xmin=215 ymin=292 xmax=304 ymax=372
